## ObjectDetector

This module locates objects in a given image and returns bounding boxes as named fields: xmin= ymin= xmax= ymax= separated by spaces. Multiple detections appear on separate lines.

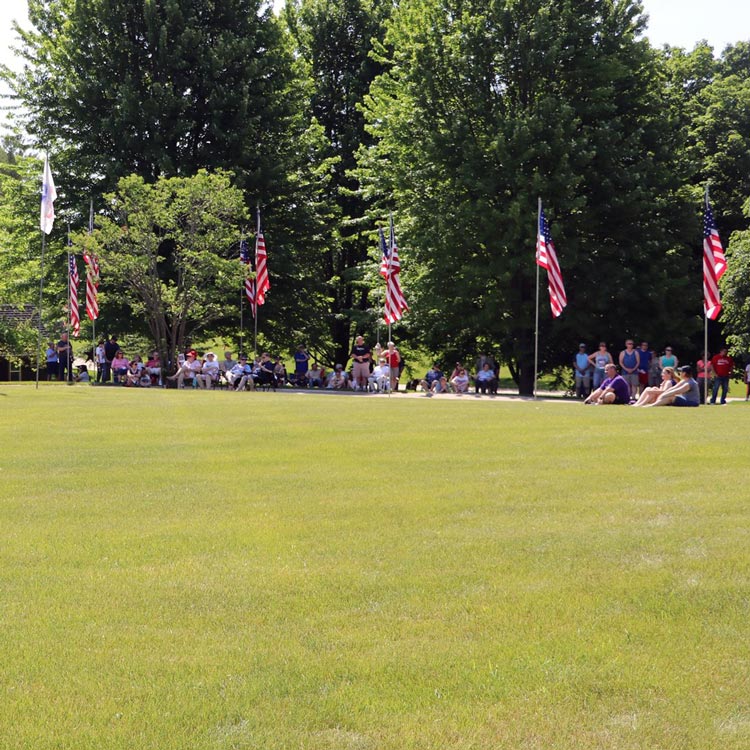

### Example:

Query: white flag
xmin=40 ymin=156 xmax=57 ymax=234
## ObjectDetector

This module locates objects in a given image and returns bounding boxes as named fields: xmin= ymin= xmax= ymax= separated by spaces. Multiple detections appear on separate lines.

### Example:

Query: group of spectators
xmin=576 ymin=339 xmax=741 ymax=406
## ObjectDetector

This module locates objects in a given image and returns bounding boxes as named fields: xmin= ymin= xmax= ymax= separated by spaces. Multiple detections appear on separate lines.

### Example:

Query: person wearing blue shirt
xmin=637 ymin=341 xmax=652 ymax=395
xmin=420 ymin=364 xmax=447 ymax=395
xmin=574 ymin=343 xmax=592 ymax=398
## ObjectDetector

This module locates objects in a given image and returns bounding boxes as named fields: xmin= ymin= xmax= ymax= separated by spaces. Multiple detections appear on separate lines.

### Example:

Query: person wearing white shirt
xmin=198 ymin=352 xmax=220 ymax=389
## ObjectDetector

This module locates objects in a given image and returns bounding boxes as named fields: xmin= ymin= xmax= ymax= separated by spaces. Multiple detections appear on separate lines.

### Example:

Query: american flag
xmin=83 ymin=251 xmax=99 ymax=321
xmin=536 ymin=205 xmax=567 ymax=318
xmin=254 ymin=212 xmax=270 ymax=307
xmin=381 ymin=216 xmax=408 ymax=325
xmin=703 ymin=199 xmax=726 ymax=321
xmin=240 ymin=238 xmax=256 ymax=316
xmin=68 ymin=252 xmax=80 ymax=336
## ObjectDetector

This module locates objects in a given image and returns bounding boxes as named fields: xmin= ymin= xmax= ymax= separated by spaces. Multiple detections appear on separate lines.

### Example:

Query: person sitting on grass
xmin=327 ymin=364 xmax=348 ymax=390
xmin=475 ymin=362 xmax=498 ymax=395
xmin=583 ymin=363 xmax=630 ymax=405
xmin=124 ymin=359 xmax=142 ymax=387
xmin=307 ymin=361 xmax=324 ymax=388
xmin=644 ymin=365 xmax=700 ymax=407
xmin=631 ymin=367 xmax=676 ymax=407
xmin=450 ymin=367 xmax=470 ymax=394
xmin=420 ymin=364 xmax=447 ymax=395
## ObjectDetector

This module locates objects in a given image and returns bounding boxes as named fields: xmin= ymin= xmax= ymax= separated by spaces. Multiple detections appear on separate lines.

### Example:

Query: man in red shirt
xmin=710 ymin=347 xmax=734 ymax=405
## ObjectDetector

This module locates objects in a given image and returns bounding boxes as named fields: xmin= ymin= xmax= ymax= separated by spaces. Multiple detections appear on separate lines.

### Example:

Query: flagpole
xmin=89 ymin=199 xmax=95 ymax=381
xmin=704 ymin=183 xmax=710 ymax=405
xmin=35 ymin=231 xmax=46 ymax=389
xmin=387 ymin=322 xmax=392 ymax=398
xmin=533 ymin=197 xmax=541 ymax=400
xmin=67 ymin=223 xmax=72 ymax=384
xmin=254 ymin=206 xmax=260 ymax=360
xmin=239 ymin=232 xmax=245 ymax=356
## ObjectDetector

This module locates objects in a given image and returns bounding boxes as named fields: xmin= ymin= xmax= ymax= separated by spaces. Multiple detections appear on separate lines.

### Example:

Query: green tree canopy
xmin=75 ymin=170 xmax=248 ymax=371
xmin=361 ymin=0 xmax=696 ymax=392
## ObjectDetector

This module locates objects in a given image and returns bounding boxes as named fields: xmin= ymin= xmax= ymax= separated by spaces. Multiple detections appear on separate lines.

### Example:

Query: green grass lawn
xmin=1 ymin=385 xmax=749 ymax=750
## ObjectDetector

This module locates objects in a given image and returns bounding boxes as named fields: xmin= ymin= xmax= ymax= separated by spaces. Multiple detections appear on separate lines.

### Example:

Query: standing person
xmin=710 ymin=347 xmax=734 ymax=405
xmin=648 ymin=350 xmax=661 ymax=387
xmin=573 ymin=343 xmax=592 ymax=398
xmin=103 ymin=335 xmax=119 ymax=383
xmin=56 ymin=332 xmax=73 ymax=382
xmin=349 ymin=336 xmax=372 ymax=391
xmin=588 ymin=342 xmax=613 ymax=390
xmin=618 ymin=339 xmax=640 ymax=399
xmin=382 ymin=342 xmax=401 ymax=392
xmin=745 ymin=360 xmax=750 ymax=402
xmin=45 ymin=342 xmax=58 ymax=381
xmin=659 ymin=346 xmax=678 ymax=369
xmin=637 ymin=341 xmax=652 ymax=395
xmin=583 ymin=364 xmax=630 ymax=405
xmin=696 ymin=351 xmax=712 ymax=403
xmin=94 ymin=339 xmax=107 ymax=383
xmin=293 ymin=344 xmax=310 ymax=385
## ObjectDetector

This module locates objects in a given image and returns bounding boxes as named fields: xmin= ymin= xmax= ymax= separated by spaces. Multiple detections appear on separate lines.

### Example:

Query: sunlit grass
xmin=1 ymin=385 xmax=748 ymax=749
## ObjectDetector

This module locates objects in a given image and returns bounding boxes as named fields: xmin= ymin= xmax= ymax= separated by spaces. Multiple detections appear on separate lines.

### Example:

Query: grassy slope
xmin=1 ymin=386 xmax=748 ymax=750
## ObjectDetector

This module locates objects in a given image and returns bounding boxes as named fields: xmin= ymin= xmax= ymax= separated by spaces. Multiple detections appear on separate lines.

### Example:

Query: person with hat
xmin=228 ymin=355 xmax=253 ymax=391
xmin=573 ymin=343 xmax=592 ymax=398
xmin=197 ymin=352 xmax=220 ymax=389
xmin=368 ymin=358 xmax=391 ymax=392
xmin=583 ymin=363 xmax=630 ymax=405
xmin=645 ymin=365 xmax=700 ymax=407
xmin=166 ymin=351 xmax=201 ymax=388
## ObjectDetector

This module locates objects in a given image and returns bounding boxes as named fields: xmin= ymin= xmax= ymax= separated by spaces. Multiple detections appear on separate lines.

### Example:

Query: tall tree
xmin=718 ymin=196 xmax=750 ymax=354
xmin=285 ymin=0 xmax=389 ymax=363
xmin=361 ymin=0 xmax=696 ymax=393
xmin=75 ymin=170 xmax=248 ymax=372
xmin=4 ymin=0 xmax=341 ymax=359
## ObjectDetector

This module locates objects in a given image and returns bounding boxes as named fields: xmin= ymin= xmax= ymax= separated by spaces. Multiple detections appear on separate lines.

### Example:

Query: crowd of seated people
xmin=84 ymin=336 xmax=503 ymax=396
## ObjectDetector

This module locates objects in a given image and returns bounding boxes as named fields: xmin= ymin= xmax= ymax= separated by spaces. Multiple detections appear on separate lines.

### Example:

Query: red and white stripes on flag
xmin=68 ymin=253 xmax=80 ymax=336
xmin=380 ymin=216 xmax=408 ymax=325
xmin=254 ymin=221 xmax=270 ymax=307
xmin=703 ymin=199 xmax=726 ymax=321
xmin=536 ymin=205 xmax=567 ymax=318
xmin=239 ymin=238 xmax=256 ymax=315
xmin=83 ymin=252 xmax=100 ymax=321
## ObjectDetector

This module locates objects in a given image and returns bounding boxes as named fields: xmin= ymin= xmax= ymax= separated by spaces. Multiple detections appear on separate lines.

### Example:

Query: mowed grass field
xmin=1 ymin=385 xmax=749 ymax=750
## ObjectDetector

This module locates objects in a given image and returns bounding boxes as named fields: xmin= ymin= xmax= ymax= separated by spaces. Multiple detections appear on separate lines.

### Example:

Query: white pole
xmin=35 ymin=232 xmax=46 ymax=389
xmin=533 ymin=197 xmax=541 ymax=399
